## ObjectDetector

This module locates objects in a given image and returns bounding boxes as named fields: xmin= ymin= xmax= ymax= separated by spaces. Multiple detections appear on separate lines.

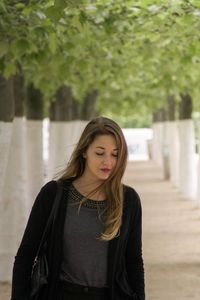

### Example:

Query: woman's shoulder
xmin=39 ymin=178 xmax=73 ymax=198
xmin=123 ymin=184 xmax=141 ymax=208
xmin=40 ymin=180 xmax=58 ymax=193
xmin=123 ymin=183 xmax=140 ymax=197
xmin=35 ymin=180 xmax=58 ymax=208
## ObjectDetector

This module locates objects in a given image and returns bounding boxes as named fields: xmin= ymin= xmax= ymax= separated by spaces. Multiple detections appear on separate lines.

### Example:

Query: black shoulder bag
xmin=30 ymin=180 xmax=63 ymax=299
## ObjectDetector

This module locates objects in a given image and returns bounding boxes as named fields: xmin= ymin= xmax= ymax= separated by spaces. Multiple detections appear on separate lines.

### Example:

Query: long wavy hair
xmin=58 ymin=116 xmax=128 ymax=241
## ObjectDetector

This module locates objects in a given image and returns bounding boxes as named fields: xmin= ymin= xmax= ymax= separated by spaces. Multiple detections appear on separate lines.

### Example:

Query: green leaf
xmin=191 ymin=0 xmax=200 ymax=9
xmin=54 ymin=0 xmax=66 ymax=8
xmin=10 ymin=39 xmax=30 ymax=57
xmin=4 ymin=62 xmax=16 ymax=78
xmin=15 ymin=3 xmax=25 ymax=10
xmin=0 ymin=1 xmax=6 ymax=12
xmin=22 ymin=7 xmax=32 ymax=16
xmin=45 ymin=6 xmax=62 ymax=22
xmin=48 ymin=33 xmax=57 ymax=54
xmin=0 ymin=42 xmax=8 ymax=57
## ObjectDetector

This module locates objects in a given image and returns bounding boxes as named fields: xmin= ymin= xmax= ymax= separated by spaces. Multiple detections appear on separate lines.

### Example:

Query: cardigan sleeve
xmin=125 ymin=188 xmax=145 ymax=300
xmin=10 ymin=180 xmax=57 ymax=300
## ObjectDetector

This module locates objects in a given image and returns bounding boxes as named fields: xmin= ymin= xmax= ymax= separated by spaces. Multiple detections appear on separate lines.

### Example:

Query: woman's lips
xmin=100 ymin=168 xmax=111 ymax=173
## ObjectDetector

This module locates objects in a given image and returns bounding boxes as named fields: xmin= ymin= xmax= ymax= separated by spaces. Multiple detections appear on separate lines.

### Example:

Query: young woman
xmin=11 ymin=116 xmax=145 ymax=300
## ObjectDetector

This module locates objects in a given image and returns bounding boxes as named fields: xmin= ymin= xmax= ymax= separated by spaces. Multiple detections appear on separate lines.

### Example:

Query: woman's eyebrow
xmin=95 ymin=146 xmax=118 ymax=150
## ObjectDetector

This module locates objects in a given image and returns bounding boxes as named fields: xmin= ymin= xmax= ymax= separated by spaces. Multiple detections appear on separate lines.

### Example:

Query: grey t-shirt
xmin=60 ymin=183 xmax=109 ymax=287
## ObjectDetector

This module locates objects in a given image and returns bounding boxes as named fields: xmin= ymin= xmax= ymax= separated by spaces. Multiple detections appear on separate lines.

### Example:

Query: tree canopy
xmin=1 ymin=0 xmax=200 ymax=118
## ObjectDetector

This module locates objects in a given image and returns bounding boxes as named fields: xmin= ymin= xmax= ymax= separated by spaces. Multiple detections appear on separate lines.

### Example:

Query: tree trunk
xmin=12 ymin=73 xmax=28 ymax=245
xmin=167 ymin=95 xmax=176 ymax=121
xmin=13 ymin=74 xmax=25 ymax=117
xmin=178 ymin=120 xmax=196 ymax=198
xmin=25 ymin=83 xmax=43 ymax=120
xmin=153 ymin=108 xmax=167 ymax=123
xmin=48 ymin=86 xmax=88 ymax=179
xmin=179 ymin=93 xmax=193 ymax=119
xmin=152 ymin=111 xmax=159 ymax=123
xmin=0 ymin=116 xmax=28 ymax=281
xmin=0 ymin=75 xmax=28 ymax=281
xmin=165 ymin=95 xmax=178 ymax=183
xmin=0 ymin=76 xmax=14 ymax=197
xmin=25 ymin=84 xmax=44 ymax=210
xmin=177 ymin=93 xmax=196 ymax=198
xmin=80 ymin=90 xmax=98 ymax=120
xmin=168 ymin=121 xmax=180 ymax=187
xmin=50 ymin=85 xmax=76 ymax=121
xmin=159 ymin=108 xmax=167 ymax=122
xmin=152 ymin=107 xmax=169 ymax=179
xmin=71 ymin=99 xmax=81 ymax=120
xmin=50 ymin=87 xmax=98 ymax=121
xmin=0 ymin=75 xmax=14 ymax=122
xmin=196 ymin=120 xmax=200 ymax=205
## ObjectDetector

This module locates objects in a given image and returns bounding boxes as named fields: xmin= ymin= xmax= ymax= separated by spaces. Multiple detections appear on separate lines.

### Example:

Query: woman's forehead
xmin=90 ymin=134 xmax=118 ymax=148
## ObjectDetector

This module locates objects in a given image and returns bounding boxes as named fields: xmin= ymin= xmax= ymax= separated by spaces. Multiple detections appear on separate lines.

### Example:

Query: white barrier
xmin=122 ymin=128 xmax=153 ymax=161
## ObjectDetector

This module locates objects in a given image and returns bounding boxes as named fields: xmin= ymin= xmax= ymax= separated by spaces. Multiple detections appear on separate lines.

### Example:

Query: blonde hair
xmin=58 ymin=116 xmax=128 ymax=241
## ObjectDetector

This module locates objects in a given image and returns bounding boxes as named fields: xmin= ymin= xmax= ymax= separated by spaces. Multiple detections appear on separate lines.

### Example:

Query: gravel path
xmin=1 ymin=160 xmax=200 ymax=300
xmin=124 ymin=160 xmax=200 ymax=300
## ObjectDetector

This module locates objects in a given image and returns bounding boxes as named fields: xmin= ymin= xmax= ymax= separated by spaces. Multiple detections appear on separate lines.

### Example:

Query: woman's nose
xmin=102 ymin=155 xmax=112 ymax=166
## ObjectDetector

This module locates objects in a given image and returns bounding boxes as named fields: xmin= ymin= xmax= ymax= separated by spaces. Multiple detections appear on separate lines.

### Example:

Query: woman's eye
xmin=95 ymin=152 xmax=118 ymax=157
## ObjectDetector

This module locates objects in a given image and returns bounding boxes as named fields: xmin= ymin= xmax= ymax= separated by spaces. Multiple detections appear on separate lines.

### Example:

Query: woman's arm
xmin=125 ymin=189 xmax=145 ymax=300
xmin=10 ymin=181 xmax=57 ymax=300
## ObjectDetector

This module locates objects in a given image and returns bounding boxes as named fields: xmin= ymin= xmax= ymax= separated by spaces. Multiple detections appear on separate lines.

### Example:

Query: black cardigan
xmin=10 ymin=179 xmax=145 ymax=300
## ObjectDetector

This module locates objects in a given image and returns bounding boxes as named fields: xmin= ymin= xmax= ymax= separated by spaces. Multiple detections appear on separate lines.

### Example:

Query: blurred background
xmin=1 ymin=1 xmax=200 ymax=299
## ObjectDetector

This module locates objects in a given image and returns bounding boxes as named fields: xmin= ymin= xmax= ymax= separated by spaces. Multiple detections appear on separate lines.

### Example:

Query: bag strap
xmin=35 ymin=180 xmax=63 ymax=257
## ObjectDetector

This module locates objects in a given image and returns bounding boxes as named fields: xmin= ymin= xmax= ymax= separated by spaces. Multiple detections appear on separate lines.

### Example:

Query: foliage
xmin=1 ymin=0 xmax=200 ymax=116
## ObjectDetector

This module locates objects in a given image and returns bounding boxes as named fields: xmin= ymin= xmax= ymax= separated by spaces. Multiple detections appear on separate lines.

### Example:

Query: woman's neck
xmin=73 ymin=176 xmax=106 ymax=201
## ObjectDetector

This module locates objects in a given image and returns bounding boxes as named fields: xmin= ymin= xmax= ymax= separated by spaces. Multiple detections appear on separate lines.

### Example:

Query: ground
xmin=1 ymin=160 xmax=200 ymax=300
xmin=124 ymin=160 xmax=200 ymax=300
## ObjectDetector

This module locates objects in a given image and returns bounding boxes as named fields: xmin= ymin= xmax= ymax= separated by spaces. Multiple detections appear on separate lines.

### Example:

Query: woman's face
xmin=83 ymin=134 xmax=118 ymax=182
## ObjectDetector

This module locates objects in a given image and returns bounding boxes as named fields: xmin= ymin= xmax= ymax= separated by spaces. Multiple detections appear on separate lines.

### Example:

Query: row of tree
xmin=0 ymin=75 xmax=98 ymax=122
xmin=1 ymin=0 xmax=200 ymax=124
xmin=1 ymin=0 xmax=200 ymax=283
